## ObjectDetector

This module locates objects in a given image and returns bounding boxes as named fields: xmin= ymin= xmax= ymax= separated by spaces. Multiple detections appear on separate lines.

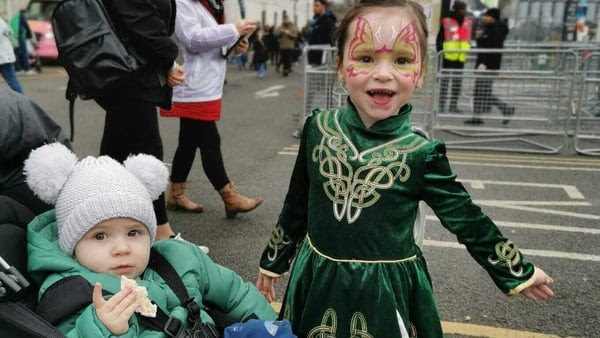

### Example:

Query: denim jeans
xmin=256 ymin=62 xmax=266 ymax=77
xmin=0 ymin=62 xmax=24 ymax=94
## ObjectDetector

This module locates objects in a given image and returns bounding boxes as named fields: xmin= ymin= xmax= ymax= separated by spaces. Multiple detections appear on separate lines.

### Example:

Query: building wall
xmin=225 ymin=0 xmax=313 ymax=29
xmin=0 ymin=0 xmax=29 ymax=19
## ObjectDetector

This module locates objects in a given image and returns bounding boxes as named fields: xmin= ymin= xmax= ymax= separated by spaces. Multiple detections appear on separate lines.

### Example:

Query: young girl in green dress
xmin=256 ymin=1 xmax=554 ymax=337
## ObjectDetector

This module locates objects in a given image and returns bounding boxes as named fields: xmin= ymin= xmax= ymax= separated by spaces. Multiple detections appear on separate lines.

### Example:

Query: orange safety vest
xmin=441 ymin=17 xmax=473 ymax=62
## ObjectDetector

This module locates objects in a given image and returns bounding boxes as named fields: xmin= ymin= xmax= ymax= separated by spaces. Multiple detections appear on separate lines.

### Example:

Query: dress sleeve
xmin=422 ymin=140 xmax=538 ymax=295
xmin=258 ymin=118 xmax=312 ymax=276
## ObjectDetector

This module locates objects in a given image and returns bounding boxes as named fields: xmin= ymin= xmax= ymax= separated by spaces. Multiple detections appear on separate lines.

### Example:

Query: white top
xmin=173 ymin=0 xmax=240 ymax=102
xmin=0 ymin=18 xmax=16 ymax=65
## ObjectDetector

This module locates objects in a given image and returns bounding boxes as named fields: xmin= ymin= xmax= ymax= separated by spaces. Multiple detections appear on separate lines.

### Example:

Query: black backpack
xmin=52 ymin=0 xmax=146 ymax=140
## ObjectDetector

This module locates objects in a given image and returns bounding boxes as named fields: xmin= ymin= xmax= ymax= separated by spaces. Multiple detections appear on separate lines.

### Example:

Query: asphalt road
xmin=9 ymin=64 xmax=600 ymax=337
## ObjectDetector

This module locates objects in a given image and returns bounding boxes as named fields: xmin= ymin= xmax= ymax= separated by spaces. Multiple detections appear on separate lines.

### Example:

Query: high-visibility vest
xmin=441 ymin=17 xmax=473 ymax=62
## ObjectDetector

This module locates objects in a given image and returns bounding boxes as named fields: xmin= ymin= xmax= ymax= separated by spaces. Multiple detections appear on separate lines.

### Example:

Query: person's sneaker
xmin=24 ymin=69 xmax=37 ymax=75
xmin=292 ymin=129 xmax=302 ymax=138
xmin=172 ymin=233 xmax=209 ymax=254
xmin=464 ymin=117 xmax=484 ymax=124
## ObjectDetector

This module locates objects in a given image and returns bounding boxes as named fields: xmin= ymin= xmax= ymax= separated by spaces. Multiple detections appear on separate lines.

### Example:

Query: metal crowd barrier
xmin=301 ymin=45 xmax=599 ymax=156
xmin=432 ymin=48 xmax=578 ymax=154
xmin=574 ymin=52 xmax=600 ymax=156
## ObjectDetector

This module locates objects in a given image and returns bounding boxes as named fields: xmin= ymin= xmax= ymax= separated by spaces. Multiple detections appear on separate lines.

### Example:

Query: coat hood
xmin=27 ymin=210 xmax=83 ymax=286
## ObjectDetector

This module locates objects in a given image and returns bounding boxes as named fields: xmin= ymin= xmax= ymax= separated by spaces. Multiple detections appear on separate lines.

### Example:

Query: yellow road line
xmin=442 ymin=321 xmax=562 ymax=338
xmin=271 ymin=302 xmax=562 ymax=337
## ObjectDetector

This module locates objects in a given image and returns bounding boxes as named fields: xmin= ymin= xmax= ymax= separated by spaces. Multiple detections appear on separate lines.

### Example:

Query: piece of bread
xmin=120 ymin=275 xmax=157 ymax=317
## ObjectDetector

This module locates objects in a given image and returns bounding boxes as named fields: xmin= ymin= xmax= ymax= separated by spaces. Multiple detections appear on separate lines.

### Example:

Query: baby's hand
xmin=521 ymin=268 xmax=554 ymax=301
xmin=92 ymin=282 xmax=138 ymax=335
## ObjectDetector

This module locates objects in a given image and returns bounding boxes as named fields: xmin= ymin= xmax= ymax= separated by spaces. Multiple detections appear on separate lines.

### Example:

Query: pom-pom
xmin=124 ymin=154 xmax=168 ymax=201
xmin=24 ymin=143 xmax=78 ymax=204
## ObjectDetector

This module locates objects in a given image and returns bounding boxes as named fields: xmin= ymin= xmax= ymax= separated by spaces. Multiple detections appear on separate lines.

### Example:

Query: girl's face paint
xmin=338 ymin=8 xmax=424 ymax=128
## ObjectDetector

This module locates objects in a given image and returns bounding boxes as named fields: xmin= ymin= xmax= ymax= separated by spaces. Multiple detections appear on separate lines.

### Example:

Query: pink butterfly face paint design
xmin=346 ymin=16 xmax=421 ymax=85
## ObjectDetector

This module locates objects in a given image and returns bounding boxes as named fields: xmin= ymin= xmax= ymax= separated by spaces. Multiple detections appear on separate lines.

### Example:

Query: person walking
xmin=160 ymin=0 xmax=262 ymax=219
xmin=0 ymin=17 xmax=23 ymax=94
xmin=276 ymin=15 xmax=298 ymax=77
xmin=9 ymin=9 xmax=34 ymax=74
xmin=263 ymin=25 xmax=279 ymax=67
xmin=256 ymin=1 xmax=554 ymax=336
xmin=93 ymin=0 xmax=185 ymax=241
xmin=466 ymin=7 xmax=515 ymax=125
xmin=306 ymin=0 xmax=336 ymax=66
xmin=436 ymin=0 xmax=473 ymax=114
xmin=292 ymin=0 xmax=337 ymax=139
xmin=253 ymin=27 xmax=268 ymax=78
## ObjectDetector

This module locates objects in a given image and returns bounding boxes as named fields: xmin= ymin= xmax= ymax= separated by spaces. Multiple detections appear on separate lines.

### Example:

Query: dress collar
xmin=342 ymin=99 xmax=413 ymax=136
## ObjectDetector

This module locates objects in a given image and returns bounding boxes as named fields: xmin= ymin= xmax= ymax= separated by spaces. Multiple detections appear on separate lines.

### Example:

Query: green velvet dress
xmin=259 ymin=102 xmax=538 ymax=338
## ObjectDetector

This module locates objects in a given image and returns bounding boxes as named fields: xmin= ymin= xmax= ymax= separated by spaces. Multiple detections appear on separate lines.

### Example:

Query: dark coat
xmin=475 ymin=20 xmax=509 ymax=70
xmin=307 ymin=10 xmax=336 ymax=65
xmin=0 ymin=88 xmax=71 ymax=191
xmin=102 ymin=0 xmax=179 ymax=108
xmin=253 ymin=38 xmax=269 ymax=64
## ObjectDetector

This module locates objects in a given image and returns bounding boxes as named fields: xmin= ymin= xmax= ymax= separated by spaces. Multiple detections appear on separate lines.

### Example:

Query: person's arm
xmin=174 ymin=0 xmax=239 ymax=53
xmin=422 ymin=140 xmax=553 ymax=298
xmin=107 ymin=0 xmax=179 ymax=72
xmin=256 ymin=117 xmax=312 ymax=301
xmin=436 ymin=22 xmax=444 ymax=52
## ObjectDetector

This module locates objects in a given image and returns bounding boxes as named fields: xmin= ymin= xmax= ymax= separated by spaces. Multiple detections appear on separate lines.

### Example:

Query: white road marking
xmin=459 ymin=179 xmax=585 ymax=199
xmin=255 ymin=85 xmax=287 ymax=99
xmin=425 ymin=215 xmax=600 ymax=234
xmin=473 ymin=200 xmax=599 ymax=220
xmin=424 ymin=239 xmax=600 ymax=262
xmin=451 ymin=160 xmax=600 ymax=172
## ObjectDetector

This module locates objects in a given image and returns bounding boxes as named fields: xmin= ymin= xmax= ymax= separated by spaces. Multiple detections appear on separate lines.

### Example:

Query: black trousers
xmin=280 ymin=49 xmax=294 ymax=73
xmin=170 ymin=118 xmax=229 ymax=191
xmin=439 ymin=59 xmax=465 ymax=110
xmin=473 ymin=74 xmax=508 ymax=114
xmin=95 ymin=97 xmax=168 ymax=225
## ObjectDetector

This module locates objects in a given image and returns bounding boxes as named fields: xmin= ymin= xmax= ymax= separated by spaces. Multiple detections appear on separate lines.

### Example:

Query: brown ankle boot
xmin=218 ymin=181 xmax=262 ymax=218
xmin=167 ymin=182 xmax=204 ymax=213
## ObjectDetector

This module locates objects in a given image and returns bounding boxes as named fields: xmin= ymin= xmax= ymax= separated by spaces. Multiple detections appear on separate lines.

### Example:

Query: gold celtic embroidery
xmin=313 ymin=110 xmax=426 ymax=224
xmin=267 ymin=225 xmax=291 ymax=261
xmin=350 ymin=312 xmax=374 ymax=338
xmin=308 ymin=308 xmax=337 ymax=338
xmin=488 ymin=240 xmax=524 ymax=277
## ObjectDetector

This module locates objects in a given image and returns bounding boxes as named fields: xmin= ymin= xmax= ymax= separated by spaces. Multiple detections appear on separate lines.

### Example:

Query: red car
xmin=26 ymin=0 xmax=60 ymax=62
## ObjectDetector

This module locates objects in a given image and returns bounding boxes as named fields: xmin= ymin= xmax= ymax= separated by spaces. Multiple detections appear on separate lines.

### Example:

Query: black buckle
xmin=164 ymin=316 xmax=184 ymax=338
xmin=184 ymin=297 xmax=201 ymax=319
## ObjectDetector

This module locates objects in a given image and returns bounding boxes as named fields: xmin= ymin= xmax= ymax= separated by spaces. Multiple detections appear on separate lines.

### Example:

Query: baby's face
xmin=73 ymin=217 xmax=151 ymax=279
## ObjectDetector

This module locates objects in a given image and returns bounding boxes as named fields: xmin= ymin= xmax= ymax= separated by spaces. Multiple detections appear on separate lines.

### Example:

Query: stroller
xmin=0 ymin=196 xmax=64 ymax=338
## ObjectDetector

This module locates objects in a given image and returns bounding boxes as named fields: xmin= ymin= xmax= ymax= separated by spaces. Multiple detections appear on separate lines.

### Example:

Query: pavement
xmin=6 ymin=63 xmax=600 ymax=337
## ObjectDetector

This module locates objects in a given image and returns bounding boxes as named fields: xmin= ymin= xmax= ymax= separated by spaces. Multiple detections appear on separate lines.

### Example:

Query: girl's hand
xmin=235 ymin=19 xmax=256 ymax=36
xmin=167 ymin=63 xmax=185 ymax=87
xmin=234 ymin=39 xmax=249 ymax=54
xmin=256 ymin=271 xmax=277 ymax=303
xmin=92 ymin=282 xmax=139 ymax=335
xmin=521 ymin=268 xmax=554 ymax=301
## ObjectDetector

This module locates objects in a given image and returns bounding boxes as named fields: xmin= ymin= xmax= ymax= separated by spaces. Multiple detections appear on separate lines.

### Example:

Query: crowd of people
xmin=1 ymin=0 xmax=555 ymax=337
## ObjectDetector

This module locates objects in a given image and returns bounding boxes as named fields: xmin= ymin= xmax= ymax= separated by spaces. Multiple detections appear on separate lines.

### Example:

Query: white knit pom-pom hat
xmin=24 ymin=143 xmax=168 ymax=255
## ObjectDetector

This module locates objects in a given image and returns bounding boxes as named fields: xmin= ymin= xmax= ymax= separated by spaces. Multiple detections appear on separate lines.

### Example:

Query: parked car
xmin=25 ymin=0 xmax=59 ymax=62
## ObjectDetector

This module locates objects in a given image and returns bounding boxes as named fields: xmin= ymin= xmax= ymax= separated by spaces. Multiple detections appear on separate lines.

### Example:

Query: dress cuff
xmin=506 ymin=266 xmax=540 ymax=297
xmin=259 ymin=268 xmax=284 ymax=278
